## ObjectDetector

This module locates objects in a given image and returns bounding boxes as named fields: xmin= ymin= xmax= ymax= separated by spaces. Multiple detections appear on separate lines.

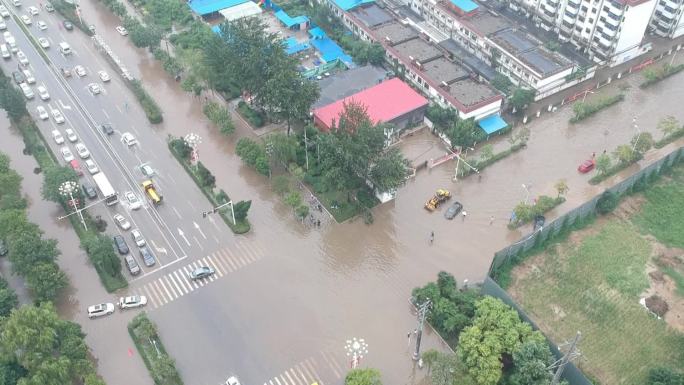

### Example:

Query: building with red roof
xmin=312 ymin=78 xmax=428 ymax=132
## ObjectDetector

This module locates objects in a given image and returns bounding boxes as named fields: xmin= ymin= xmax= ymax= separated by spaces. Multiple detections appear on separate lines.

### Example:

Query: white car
xmin=36 ymin=105 xmax=48 ymax=120
xmin=37 ymin=85 xmax=49 ymax=101
xmin=125 ymin=191 xmax=142 ymax=210
xmin=118 ymin=295 xmax=147 ymax=309
xmin=65 ymin=128 xmax=77 ymax=142
xmin=140 ymin=164 xmax=154 ymax=177
xmin=27 ymin=6 xmax=38 ymax=15
xmin=60 ymin=147 xmax=74 ymax=162
xmin=3 ymin=31 xmax=11 ymax=40
xmin=121 ymin=132 xmax=137 ymax=146
xmin=22 ymin=69 xmax=35 ymax=84
xmin=0 ymin=6 xmax=9 ymax=18
xmin=87 ymin=303 xmax=115 ymax=319
xmin=115 ymin=26 xmax=128 ymax=35
xmin=51 ymin=109 xmax=65 ymax=124
xmin=98 ymin=70 xmax=110 ymax=82
xmin=16 ymin=50 xmax=28 ymax=66
xmin=225 ymin=376 xmax=241 ymax=385
xmin=20 ymin=14 xmax=31 ymax=25
xmin=75 ymin=142 xmax=90 ymax=159
xmin=88 ymin=83 xmax=101 ymax=94
xmin=0 ymin=20 xmax=6 ymax=30
xmin=37 ymin=20 xmax=47 ymax=30
xmin=74 ymin=65 xmax=86 ymax=77
xmin=113 ymin=213 xmax=131 ymax=230
xmin=130 ymin=229 xmax=145 ymax=247
xmin=19 ymin=83 xmax=33 ymax=99
xmin=38 ymin=37 xmax=49 ymax=48
xmin=84 ymin=159 xmax=98 ymax=174
xmin=52 ymin=129 xmax=64 ymax=144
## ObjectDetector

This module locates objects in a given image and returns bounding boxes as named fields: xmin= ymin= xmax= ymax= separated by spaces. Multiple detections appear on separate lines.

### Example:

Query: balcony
xmin=563 ymin=13 xmax=575 ymax=24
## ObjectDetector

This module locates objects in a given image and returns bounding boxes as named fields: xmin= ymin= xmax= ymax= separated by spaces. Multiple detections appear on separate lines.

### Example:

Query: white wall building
xmin=649 ymin=0 xmax=684 ymax=38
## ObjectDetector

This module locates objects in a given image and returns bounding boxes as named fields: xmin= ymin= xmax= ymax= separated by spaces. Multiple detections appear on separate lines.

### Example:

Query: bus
xmin=92 ymin=173 xmax=118 ymax=205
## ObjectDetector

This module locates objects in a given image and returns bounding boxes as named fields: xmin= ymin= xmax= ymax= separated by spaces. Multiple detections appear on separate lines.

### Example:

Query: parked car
xmin=75 ymin=142 xmax=90 ymax=158
xmin=74 ymin=65 xmax=86 ymax=77
xmin=63 ymin=20 xmax=73 ymax=30
xmin=38 ymin=37 xmax=49 ymax=48
xmin=578 ymin=159 xmax=595 ymax=173
xmin=87 ymin=303 xmax=114 ymax=319
xmin=444 ymin=201 xmax=463 ymax=220
xmin=20 ymin=14 xmax=31 ymax=25
xmin=37 ymin=20 xmax=47 ymax=30
xmin=190 ymin=266 xmax=215 ymax=280
xmin=113 ymin=213 xmax=131 ymax=230
xmin=36 ymin=105 xmax=48 ymax=120
xmin=0 ymin=6 xmax=9 ymax=18
xmin=101 ymin=122 xmax=113 ymax=135
xmin=19 ymin=83 xmax=33 ymax=99
xmin=12 ymin=70 xmax=25 ymax=84
xmin=84 ymin=159 xmax=98 ymax=174
xmin=16 ymin=50 xmax=28 ymax=66
xmin=225 ymin=376 xmax=241 ymax=385
xmin=51 ymin=129 xmax=64 ymax=144
xmin=98 ymin=70 xmax=110 ymax=82
xmin=88 ymin=83 xmax=101 ymax=94
xmin=139 ymin=246 xmax=155 ymax=267
xmin=115 ymin=26 xmax=127 ymax=35
xmin=113 ymin=235 xmax=129 ymax=255
xmin=82 ymin=183 xmax=97 ymax=199
xmin=22 ymin=69 xmax=34 ymax=83
xmin=121 ymin=132 xmax=137 ymax=146
xmin=27 ymin=6 xmax=38 ymax=15
xmin=124 ymin=254 xmax=140 ymax=275
xmin=533 ymin=215 xmax=546 ymax=231
xmin=125 ymin=191 xmax=141 ymax=210
xmin=65 ymin=128 xmax=77 ymax=142
xmin=118 ymin=295 xmax=147 ymax=309
xmin=45 ymin=3 xmax=54 ymax=12
xmin=60 ymin=146 xmax=74 ymax=162
xmin=0 ymin=20 xmax=5 ymax=30
xmin=130 ymin=229 xmax=145 ymax=247
xmin=69 ymin=159 xmax=83 ymax=176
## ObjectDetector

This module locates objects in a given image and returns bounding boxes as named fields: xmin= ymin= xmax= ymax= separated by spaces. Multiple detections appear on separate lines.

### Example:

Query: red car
xmin=578 ymin=159 xmax=595 ymax=173
xmin=69 ymin=159 xmax=84 ymax=176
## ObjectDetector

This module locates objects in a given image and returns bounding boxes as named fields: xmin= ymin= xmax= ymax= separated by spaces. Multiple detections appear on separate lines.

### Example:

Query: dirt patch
xmin=643 ymin=240 xmax=684 ymax=332
xmin=612 ymin=195 xmax=646 ymax=221
xmin=645 ymin=295 xmax=669 ymax=317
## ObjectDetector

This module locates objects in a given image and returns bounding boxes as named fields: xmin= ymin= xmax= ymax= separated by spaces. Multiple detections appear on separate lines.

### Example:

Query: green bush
xmin=129 ymin=80 xmax=163 ymax=124
xmin=640 ymin=63 xmax=684 ymax=88
xmin=570 ymin=94 xmax=625 ymax=123
xmin=195 ymin=161 xmax=216 ymax=188
xmin=128 ymin=313 xmax=184 ymax=385
xmin=203 ymin=102 xmax=235 ymax=135
xmin=596 ymin=190 xmax=619 ymax=215
xmin=236 ymin=101 xmax=265 ymax=128
xmin=51 ymin=0 xmax=94 ymax=36
xmin=152 ymin=47 xmax=183 ymax=76
xmin=509 ymin=195 xmax=565 ymax=228
xmin=235 ymin=137 xmax=270 ymax=176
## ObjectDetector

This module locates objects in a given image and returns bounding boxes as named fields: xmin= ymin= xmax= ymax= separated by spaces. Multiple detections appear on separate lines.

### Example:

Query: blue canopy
xmin=478 ymin=114 xmax=508 ymax=135
xmin=285 ymin=37 xmax=310 ymax=55
xmin=188 ymin=0 xmax=248 ymax=15
xmin=275 ymin=10 xmax=309 ymax=27
xmin=308 ymin=26 xmax=327 ymax=39
xmin=310 ymin=37 xmax=352 ymax=64
xmin=449 ymin=0 xmax=478 ymax=12
xmin=333 ymin=0 xmax=374 ymax=11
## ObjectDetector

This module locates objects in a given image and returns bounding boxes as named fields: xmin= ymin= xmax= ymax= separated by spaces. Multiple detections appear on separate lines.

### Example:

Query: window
xmin=581 ymin=5 xmax=588 ymax=11
xmin=591 ymin=7 xmax=597 ymax=13
xmin=585 ymin=27 xmax=591 ymax=32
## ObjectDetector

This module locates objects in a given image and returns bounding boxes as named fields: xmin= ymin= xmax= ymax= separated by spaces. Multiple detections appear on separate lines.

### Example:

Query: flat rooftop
xmin=392 ymin=38 xmax=443 ymax=64
xmin=439 ymin=2 xmax=512 ymax=36
xmin=438 ymin=38 xmax=497 ymax=81
xmin=447 ymin=79 xmax=499 ymax=107
xmin=314 ymin=65 xmax=388 ymax=108
xmin=350 ymin=3 xmax=394 ymax=28
xmin=420 ymin=57 xmax=469 ymax=84
xmin=491 ymin=29 xmax=572 ymax=76
xmin=372 ymin=22 xmax=418 ymax=45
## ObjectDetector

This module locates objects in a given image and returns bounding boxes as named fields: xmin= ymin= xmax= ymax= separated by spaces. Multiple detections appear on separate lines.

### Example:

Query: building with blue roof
xmin=188 ymin=0 xmax=249 ymax=16
xmin=275 ymin=10 xmax=309 ymax=29
xmin=332 ymin=0 xmax=375 ymax=12
xmin=448 ymin=0 xmax=478 ymax=14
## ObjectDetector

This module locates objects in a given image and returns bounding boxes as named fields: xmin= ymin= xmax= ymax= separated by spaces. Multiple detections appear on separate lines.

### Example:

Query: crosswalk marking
xmin=291 ymin=368 xmax=306 ymax=385
xmin=319 ymin=351 xmax=341 ymax=379
xmin=167 ymin=274 xmax=183 ymax=296
xmin=262 ymin=355 xmax=334 ymax=385
xmin=223 ymin=248 xmax=239 ymax=270
xmin=206 ymin=257 xmax=223 ymax=277
xmin=173 ymin=271 xmax=189 ymax=294
xmin=212 ymin=250 xmax=230 ymax=272
xmin=162 ymin=276 xmax=177 ymax=299
xmin=182 ymin=266 xmax=198 ymax=289
xmin=302 ymin=359 xmax=324 ymax=385
xmin=142 ymin=286 xmax=159 ymax=309
xmin=152 ymin=281 xmax=168 ymax=304
xmin=159 ymin=277 xmax=175 ymax=299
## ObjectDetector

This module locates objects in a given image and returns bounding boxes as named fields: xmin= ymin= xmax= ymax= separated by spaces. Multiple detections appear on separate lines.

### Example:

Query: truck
xmin=142 ymin=180 xmax=162 ymax=205
xmin=424 ymin=189 xmax=451 ymax=211
xmin=92 ymin=173 xmax=118 ymax=205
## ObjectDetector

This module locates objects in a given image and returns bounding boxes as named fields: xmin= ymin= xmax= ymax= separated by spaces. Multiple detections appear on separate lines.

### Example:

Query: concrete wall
xmin=614 ymin=0 xmax=657 ymax=57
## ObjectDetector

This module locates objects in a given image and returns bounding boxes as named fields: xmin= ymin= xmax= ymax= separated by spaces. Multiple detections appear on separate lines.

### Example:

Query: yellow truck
xmin=424 ymin=189 xmax=451 ymax=211
xmin=142 ymin=180 xmax=163 ymax=205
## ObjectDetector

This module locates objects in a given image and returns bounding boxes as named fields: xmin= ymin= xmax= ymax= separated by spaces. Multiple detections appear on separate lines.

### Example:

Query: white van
xmin=6 ymin=36 xmax=16 ymax=53
xmin=0 ymin=44 xmax=9 ymax=59
xmin=59 ymin=42 xmax=71 ymax=55
xmin=19 ymin=83 xmax=33 ymax=99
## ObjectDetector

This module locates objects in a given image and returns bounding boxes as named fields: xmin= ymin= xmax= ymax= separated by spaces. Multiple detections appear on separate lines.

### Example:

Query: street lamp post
xmin=522 ymin=183 xmax=532 ymax=204
xmin=581 ymin=90 xmax=594 ymax=103
xmin=183 ymin=133 xmax=202 ymax=165
xmin=59 ymin=181 xmax=87 ymax=231
xmin=631 ymin=116 xmax=641 ymax=152
xmin=345 ymin=338 xmax=369 ymax=369
xmin=203 ymin=200 xmax=236 ymax=224
xmin=453 ymin=147 xmax=477 ymax=181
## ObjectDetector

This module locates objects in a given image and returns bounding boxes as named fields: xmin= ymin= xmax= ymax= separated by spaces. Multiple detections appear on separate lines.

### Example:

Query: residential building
xmin=649 ymin=0 xmax=684 ymax=38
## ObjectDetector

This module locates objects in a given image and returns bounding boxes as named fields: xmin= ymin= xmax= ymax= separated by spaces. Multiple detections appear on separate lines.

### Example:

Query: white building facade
xmin=649 ymin=0 xmax=684 ymax=38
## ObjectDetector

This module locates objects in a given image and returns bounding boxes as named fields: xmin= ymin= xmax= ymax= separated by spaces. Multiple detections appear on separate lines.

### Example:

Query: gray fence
xmin=483 ymin=145 xmax=684 ymax=385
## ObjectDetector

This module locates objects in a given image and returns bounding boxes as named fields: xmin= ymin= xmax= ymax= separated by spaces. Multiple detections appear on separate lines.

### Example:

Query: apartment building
xmin=510 ymin=0 xmax=657 ymax=65
xmin=649 ymin=0 xmax=684 ymax=38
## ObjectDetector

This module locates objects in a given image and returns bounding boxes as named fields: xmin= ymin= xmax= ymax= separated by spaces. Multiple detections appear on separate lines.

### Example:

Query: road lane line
xmin=172 ymin=271 xmax=189 ymax=294
xmin=211 ymin=250 xmax=230 ymax=272
xmin=166 ymin=274 xmax=183 ymax=298
xmin=158 ymin=277 xmax=175 ymax=300
xmin=186 ymin=199 xmax=196 ymax=211
xmin=206 ymin=256 xmax=223 ymax=277
xmin=212 ymin=234 xmax=220 ymax=244
xmin=151 ymin=281 xmax=168 ymax=304
xmin=102 ymin=108 xmax=109 ymax=119
xmin=172 ymin=206 xmax=182 ymax=220
xmin=302 ymin=359 xmax=324 ymax=385
xmin=193 ymin=236 xmax=203 ymax=250
xmin=141 ymin=285 xmax=159 ymax=309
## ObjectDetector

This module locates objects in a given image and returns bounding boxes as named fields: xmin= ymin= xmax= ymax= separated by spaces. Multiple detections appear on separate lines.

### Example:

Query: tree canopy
xmin=345 ymin=368 xmax=382 ymax=385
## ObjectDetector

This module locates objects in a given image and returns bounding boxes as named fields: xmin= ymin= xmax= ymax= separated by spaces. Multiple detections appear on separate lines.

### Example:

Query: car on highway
xmin=38 ymin=37 xmax=49 ymax=48
xmin=20 ymin=14 xmax=31 ymax=25
xmin=115 ymin=26 xmax=128 ymax=35
xmin=578 ymin=159 xmax=595 ymax=173
xmin=113 ymin=213 xmax=131 ymax=230
xmin=27 ymin=6 xmax=38 ymax=15
xmin=124 ymin=191 xmax=142 ymax=210
xmin=130 ymin=229 xmax=145 ymax=247
xmin=87 ymin=303 xmax=114 ymax=319
xmin=82 ymin=183 xmax=97 ymax=199
xmin=84 ymin=159 xmax=98 ymax=174
xmin=0 ymin=6 xmax=9 ymax=18
xmin=37 ymin=20 xmax=47 ymax=30
xmin=139 ymin=246 xmax=155 ymax=267
xmin=60 ymin=147 xmax=74 ymax=162
xmin=444 ymin=201 xmax=464 ymax=220
xmin=75 ymin=142 xmax=90 ymax=159
xmin=190 ymin=266 xmax=215 ymax=280
xmin=52 ymin=129 xmax=64 ymax=144
xmin=37 ymin=85 xmax=49 ymax=101
xmin=225 ymin=376 xmax=241 ymax=385
xmin=63 ymin=20 xmax=73 ymax=30
xmin=17 ymin=51 xmax=28 ymax=66
xmin=44 ymin=3 xmax=54 ymax=12
xmin=101 ymin=122 xmax=113 ymax=135
xmin=124 ymin=254 xmax=140 ymax=275
xmin=69 ymin=159 xmax=83 ymax=176
xmin=22 ymin=69 xmax=35 ymax=84
xmin=0 ymin=20 xmax=6 ymax=30
xmin=74 ymin=65 xmax=86 ymax=77
xmin=118 ymin=295 xmax=147 ymax=309
xmin=51 ymin=109 xmax=64 ymax=124
xmin=88 ymin=83 xmax=101 ymax=94
xmin=98 ymin=70 xmax=110 ymax=82
xmin=12 ymin=70 xmax=25 ymax=84
xmin=140 ymin=163 xmax=154 ymax=177
xmin=36 ymin=105 xmax=48 ymax=120
xmin=113 ymin=235 xmax=130 ymax=255
xmin=65 ymin=127 xmax=77 ymax=142
xmin=12 ymin=0 xmax=20 ymax=8
xmin=19 ymin=83 xmax=33 ymax=99
xmin=60 ymin=66 xmax=71 ymax=77
xmin=121 ymin=132 xmax=137 ymax=146
xmin=4 ymin=31 xmax=12 ymax=41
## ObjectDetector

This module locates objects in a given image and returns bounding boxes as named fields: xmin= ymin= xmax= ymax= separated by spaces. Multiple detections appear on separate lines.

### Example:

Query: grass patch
xmin=128 ymin=313 xmax=183 ymax=385
xmin=640 ymin=63 xmax=684 ymax=88
xmin=661 ymin=266 xmax=684 ymax=296
xmin=51 ymin=0 xmax=95 ymax=36
xmin=569 ymin=94 xmax=625 ymax=123
xmin=303 ymin=170 xmax=380 ymax=223
xmin=631 ymin=168 xmax=684 ymax=249
xmin=129 ymin=80 xmax=163 ymax=124
xmin=509 ymin=220 xmax=684 ymax=385
xmin=236 ymin=101 xmax=265 ymax=128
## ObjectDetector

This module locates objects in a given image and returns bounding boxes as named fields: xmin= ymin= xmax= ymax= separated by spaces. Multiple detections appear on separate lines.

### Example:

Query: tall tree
xmin=657 ymin=116 xmax=681 ymax=138
xmin=25 ymin=262 xmax=68 ymax=303
xmin=508 ymin=340 xmax=555 ymax=385
xmin=369 ymin=148 xmax=409 ymax=192
xmin=41 ymin=166 xmax=79 ymax=204
xmin=7 ymin=231 xmax=59 ymax=277
xmin=0 ymin=86 xmax=28 ymax=121
xmin=430 ymin=352 xmax=462 ymax=385
xmin=630 ymin=132 xmax=654 ymax=155
xmin=595 ymin=153 xmax=612 ymax=175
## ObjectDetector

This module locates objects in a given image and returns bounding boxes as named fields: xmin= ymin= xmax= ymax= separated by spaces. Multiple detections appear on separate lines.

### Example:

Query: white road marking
xmin=173 ymin=271 xmax=189 ymax=294
xmin=211 ymin=250 xmax=230 ymax=272
xmin=206 ymin=256 xmax=223 ymax=277
xmin=158 ymin=277 xmax=175 ymax=299
xmin=141 ymin=286 xmax=159 ymax=309
xmin=177 ymin=228 xmax=191 ymax=246
xmin=166 ymin=274 xmax=183 ymax=298
xmin=151 ymin=281 xmax=168 ymax=304
xmin=193 ymin=235 xmax=203 ymax=250
xmin=193 ymin=221 xmax=206 ymax=239
xmin=172 ymin=206 xmax=182 ymax=220
xmin=102 ymin=108 xmax=109 ymax=119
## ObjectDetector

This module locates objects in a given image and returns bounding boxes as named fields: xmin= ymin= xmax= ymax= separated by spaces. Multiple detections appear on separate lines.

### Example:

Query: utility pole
xmin=412 ymin=299 xmax=432 ymax=361
xmin=550 ymin=331 xmax=582 ymax=385
xmin=304 ymin=128 xmax=309 ymax=171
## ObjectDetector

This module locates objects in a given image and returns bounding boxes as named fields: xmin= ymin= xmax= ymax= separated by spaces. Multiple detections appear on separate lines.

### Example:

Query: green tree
xmin=509 ymin=88 xmax=535 ymax=112
xmin=134 ymin=314 xmax=158 ymax=341
xmin=647 ymin=367 xmax=684 ymax=385
xmin=0 ymin=359 xmax=27 ymax=385
xmin=151 ymin=353 xmax=178 ymax=383
xmin=595 ymin=153 xmax=612 ymax=175
xmin=508 ymin=340 xmax=554 ymax=385
xmin=479 ymin=144 xmax=494 ymax=162
xmin=170 ymin=138 xmax=192 ymax=160
xmin=613 ymin=144 xmax=637 ymax=165
xmin=0 ymin=209 xmax=37 ymax=240
xmin=284 ymin=191 xmax=302 ymax=211
xmin=345 ymin=368 xmax=382 ymax=385
xmin=426 ymin=104 xmax=457 ymax=128
xmin=295 ymin=204 xmax=309 ymax=220
xmin=267 ymin=133 xmax=300 ymax=167
xmin=491 ymin=73 xmax=513 ymax=94
xmin=195 ymin=162 xmax=216 ymax=188
xmin=232 ymin=200 xmax=251 ymax=221
xmin=630 ymin=132 xmax=654 ymax=155
xmin=554 ymin=179 xmax=569 ymax=198
xmin=236 ymin=138 xmax=266 ymax=167
xmin=0 ymin=277 xmax=18 ymax=317
xmin=367 ymin=43 xmax=386 ymax=65
xmin=445 ymin=118 xmax=484 ymax=149
xmin=82 ymin=234 xmax=122 ymax=278
xmin=430 ymin=352 xmax=462 ymax=385
xmin=7 ymin=231 xmax=59 ymax=277
xmin=657 ymin=116 xmax=681 ymax=138
xmin=0 ymin=85 xmax=28 ymax=121
xmin=25 ymin=262 xmax=68 ymax=302
xmin=41 ymin=166 xmax=79 ymax=204
xmin=128 ymin=21 xmax=162 ymax=49
xmin=271 ymin=175 xmax=291 ymax=196
xmin=369 ymin=148 xmax=409 ymax=192
xmin=421 ymin=349 xmax=440 ymax=375
xmin=203 ymin=102 xmax=234 ymax=135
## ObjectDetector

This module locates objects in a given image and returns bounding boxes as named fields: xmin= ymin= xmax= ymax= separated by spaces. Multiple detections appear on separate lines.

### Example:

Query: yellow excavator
xmin=424 ymin=189 xmax=451 ymax=211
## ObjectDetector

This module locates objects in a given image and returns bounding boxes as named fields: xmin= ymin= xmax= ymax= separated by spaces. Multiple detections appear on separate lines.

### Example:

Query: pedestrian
xmin=592 ymin=152 xmax=596 ymax=159
xmin=489 ymin=215 xmax=495 ymax=225
xmin=478 ymin=173 xmax=482 ymax=182
xmin=603 ymin=149 xmax=607 ymax=155
xmin=462 ymin=210 xmax=467 ymax=221
xmin=317 ymin=204 xmax=322 ymax=212
xmin=407 ymin=332 xmax=412 ymax=347
xmin=317 ymin=219 xmax=321 ymax=227
xmin=429 ymin=231 xmax=434 ymax=245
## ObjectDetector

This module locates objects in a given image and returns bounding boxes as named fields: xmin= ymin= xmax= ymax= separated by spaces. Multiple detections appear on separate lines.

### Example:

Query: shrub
xmin=129 ymin=80 xmax=163 ymax=124
xmin=203 ymin=102 xmax=234 ymax=135
xmin=195 ymin=161 xmax=216 ymax=188
xmin=170 ymin=138 xmax=192 ymax=160
xmin=596 ymin=190 xmax=619 ymax=214
xmin=570 ymin=94 xmax=625 ymax=123
xmin=236 ymin=101 xmax=265 ymax=127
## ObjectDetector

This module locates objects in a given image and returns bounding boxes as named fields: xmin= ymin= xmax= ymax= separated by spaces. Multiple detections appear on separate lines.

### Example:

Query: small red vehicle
xmin=578 ymin=159 xmax=595 ymax=173
xmin=69 ymin=159 xmax=84 ymax=176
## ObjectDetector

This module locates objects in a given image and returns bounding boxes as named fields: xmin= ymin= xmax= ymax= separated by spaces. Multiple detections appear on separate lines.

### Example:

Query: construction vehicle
xmin=424 ymin=189 xmax=451 ymax=211
xmin=141 ymin=180 xmax=162 ymax=205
